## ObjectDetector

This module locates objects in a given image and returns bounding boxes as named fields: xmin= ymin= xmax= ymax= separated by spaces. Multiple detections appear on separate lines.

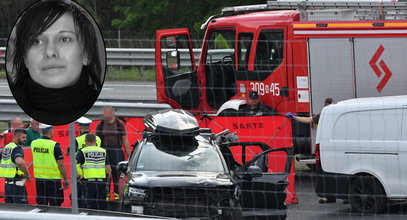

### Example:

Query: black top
xmin=240 ymin=103 xmax=278 ymax=116
xmin=12 ymin=73 xmax=99 ymax=125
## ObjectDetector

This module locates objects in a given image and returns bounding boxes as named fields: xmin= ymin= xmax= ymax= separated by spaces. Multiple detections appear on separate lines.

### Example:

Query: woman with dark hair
xmin=7 ymin=0 xmax=105 ymax=125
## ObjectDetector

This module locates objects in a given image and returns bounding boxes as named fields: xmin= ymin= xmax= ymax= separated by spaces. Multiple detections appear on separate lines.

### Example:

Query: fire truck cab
xmin=155 ymin=0 xmax=407 ymax=161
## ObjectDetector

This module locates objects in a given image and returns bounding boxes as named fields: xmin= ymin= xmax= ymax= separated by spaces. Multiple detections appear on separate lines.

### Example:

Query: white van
xmin=314 ymin=95 xmax=407 ymax=213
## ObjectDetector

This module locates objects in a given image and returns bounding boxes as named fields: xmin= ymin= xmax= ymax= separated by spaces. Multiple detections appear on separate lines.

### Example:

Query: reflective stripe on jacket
xmin=75 ymin=133 xmax=101 ymax=176
xmin=80 ymin=146 xmax=106 ymax=179
xmin=0 ymin=143 xmax=24 ymax=178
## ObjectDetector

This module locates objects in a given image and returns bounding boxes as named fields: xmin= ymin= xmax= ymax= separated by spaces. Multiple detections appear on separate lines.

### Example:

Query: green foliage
xmin=0 ymin=0 xmax=33 ymax=39
xmin=106 ymin=66 xmax=155 ymax=81
xmin=0 ymin=70 xmax=5 ymax=79
xmin=112 ymin=0 xmax=267 ymax=37
xmin=0 ymin=121 xmax=8 ymax=132
xmin=0 ymin=0 xmax=268 ymax=40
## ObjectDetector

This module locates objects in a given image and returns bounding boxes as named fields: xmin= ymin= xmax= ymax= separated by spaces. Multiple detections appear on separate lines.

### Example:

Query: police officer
xmin=0 ymin=129 xmax=30 ymax=203
xmin=76 ymin=133 xmax=111 ymax=210
xmin=31 ymin=124 xmax=69 ymax=206
xmin=75 ymin=117 xmax=101 ymax=152
xmin=240 ymin=91 xmax=277 ymax=116
xmin=69 ymin=116 xmax=101 ymax=208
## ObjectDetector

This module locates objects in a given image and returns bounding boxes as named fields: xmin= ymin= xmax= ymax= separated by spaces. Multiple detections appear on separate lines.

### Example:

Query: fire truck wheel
xmin=349 ymin=176 xmax=387 ymax=213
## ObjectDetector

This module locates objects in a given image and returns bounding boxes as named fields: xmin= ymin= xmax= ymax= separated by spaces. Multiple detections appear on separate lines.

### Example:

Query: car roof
xmin=322 ymin=95 xmax=407 ymax=115
xmin=207 ymin=10 xmax=299 ymax=29
xmin=143 ymin=109 xmax=200 ymax=135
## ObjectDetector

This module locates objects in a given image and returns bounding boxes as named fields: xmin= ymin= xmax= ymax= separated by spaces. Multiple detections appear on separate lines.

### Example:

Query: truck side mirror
xmin=117 ymin=161 xmax=128 ymax=174
xmin=246 ymin=165 xmax=262 ymax=177
xmin=166 ymin=50 xmax=180 ymax=70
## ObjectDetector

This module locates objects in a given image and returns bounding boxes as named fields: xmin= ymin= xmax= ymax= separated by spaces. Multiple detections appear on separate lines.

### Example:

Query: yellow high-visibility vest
xmin=0 ymin=142 xmax=24 ymax=178
xmin=75 ymin=133 xmax=101 ymax=151
xmin=75 ymin=133 xmax=101 ymax=177
xmin=31 ymin=139 xmax=62 ymax=179
xmin=79 ymin=146 xmax=106 ymax=179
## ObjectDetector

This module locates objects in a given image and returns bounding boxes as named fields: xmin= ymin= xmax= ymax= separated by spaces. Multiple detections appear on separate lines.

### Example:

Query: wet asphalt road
xmin=287 ymin=170 xmax=407 ymax=220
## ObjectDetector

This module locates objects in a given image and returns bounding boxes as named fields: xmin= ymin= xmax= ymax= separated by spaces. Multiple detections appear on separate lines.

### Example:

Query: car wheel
xmin=349 ymin=176 xmax=386 ymax=213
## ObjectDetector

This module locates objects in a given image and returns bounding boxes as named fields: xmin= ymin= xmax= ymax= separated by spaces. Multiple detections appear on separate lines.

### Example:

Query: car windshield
xmin=135 ymin=140 xmax=225 ymax=172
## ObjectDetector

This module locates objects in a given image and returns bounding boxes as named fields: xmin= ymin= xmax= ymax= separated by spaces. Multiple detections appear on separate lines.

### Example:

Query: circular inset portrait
xmin=6 ymin=0 xmax=106 ymax=125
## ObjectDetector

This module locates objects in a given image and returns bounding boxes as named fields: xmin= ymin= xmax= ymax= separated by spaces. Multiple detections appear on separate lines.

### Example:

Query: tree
xmin=112 ymin=0 xmax=266 ymax=37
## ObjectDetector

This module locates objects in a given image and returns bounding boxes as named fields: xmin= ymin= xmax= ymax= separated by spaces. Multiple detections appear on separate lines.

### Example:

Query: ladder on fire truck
xmin=221 ymin=1 xmax=407 ymax=21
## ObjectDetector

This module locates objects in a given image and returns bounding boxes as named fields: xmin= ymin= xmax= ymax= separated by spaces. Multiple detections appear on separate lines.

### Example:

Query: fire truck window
xmin=205 ymin=30 xmax=235 ymax=64
xmin=238 ymin=33 xmax=253 ymax=71
xmin=160 ymin=34 xmax=193 ymax=73
xmin=254 ymin=30 xmax=284 ymax=72
xmin=204 ymin=29 xmax=237 ymax=110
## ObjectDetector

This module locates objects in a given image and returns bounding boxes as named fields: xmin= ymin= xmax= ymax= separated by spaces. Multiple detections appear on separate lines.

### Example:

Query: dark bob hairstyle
xmin=9 ymin=0 xmax=103 ymax=91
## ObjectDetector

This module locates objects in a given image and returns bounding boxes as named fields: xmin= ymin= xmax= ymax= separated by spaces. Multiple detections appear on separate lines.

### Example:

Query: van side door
xmin=401 ymin=106 xmax=407 ymax=195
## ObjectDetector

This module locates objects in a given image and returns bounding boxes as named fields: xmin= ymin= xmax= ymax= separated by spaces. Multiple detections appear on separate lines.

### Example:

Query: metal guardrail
xmin=0 ymin=47 xmax=4 ymax=65
xmin=0 ymin=47 xmax=203 ymax=67
xmin=0 ymin=96 xmax=170 ymax=122
xmin=0 ymin=47 xmax=233 ymax=67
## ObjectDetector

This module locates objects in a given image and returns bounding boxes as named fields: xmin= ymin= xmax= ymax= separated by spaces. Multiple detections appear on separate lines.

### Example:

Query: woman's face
xmin=24 ymin=13 xmax=87 ymax=89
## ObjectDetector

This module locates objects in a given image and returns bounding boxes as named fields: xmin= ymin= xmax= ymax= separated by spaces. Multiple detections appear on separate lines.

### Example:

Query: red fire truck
xmin=155 ymin=0 xmax=407 ymax=165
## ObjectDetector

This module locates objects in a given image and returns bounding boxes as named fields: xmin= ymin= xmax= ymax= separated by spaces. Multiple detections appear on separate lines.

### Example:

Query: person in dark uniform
xmin=67 ymin=117 xmax=101 ymax=208
xmin=0 ymin=129 xmax=31 ymax=204
xmin=96 ymin=106 xmax=130 ymax=200
xmin=76 ymin=133 xmax=111 ymax=210
xmin=286 ymin=98 xmax=334 ymax=124
xmin=240 ymin=91 xmax=277 ymax=116
xmin=31 ymin=124 xmax=68 ymax=206
xmin=286 ymin=98 xmax=342 ymax=204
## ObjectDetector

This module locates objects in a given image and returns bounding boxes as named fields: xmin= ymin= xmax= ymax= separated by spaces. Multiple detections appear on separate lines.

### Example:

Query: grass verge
xmin=0 ymin=122 xmax=8 ymax=132
xmin=0 ymin=67 xmax=156 ymax=82
xmin=105 ymin=66 xmax=155 ymax=81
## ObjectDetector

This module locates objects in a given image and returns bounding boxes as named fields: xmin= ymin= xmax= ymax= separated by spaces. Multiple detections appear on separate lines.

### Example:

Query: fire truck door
xmin=354 ymin=38 xmax=407 ymax=98
xmin=308 ymin=38 xmax=355 ymax=115
xmin=236 ymin=27 xmax=288 ymax=109
xmin=155 ymin=29 xmax=200 ymax=110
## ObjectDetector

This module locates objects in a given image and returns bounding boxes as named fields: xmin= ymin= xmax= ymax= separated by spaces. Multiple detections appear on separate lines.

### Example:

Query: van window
xmin=254 ymin=30 xmax=284 ymax=72
xmin=332 ymin=109 xmax=401 ymax=141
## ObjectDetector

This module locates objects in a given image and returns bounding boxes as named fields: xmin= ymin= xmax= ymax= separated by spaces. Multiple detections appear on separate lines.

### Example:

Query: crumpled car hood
xmin=128 ymin=171 xmax=234 ymax=188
